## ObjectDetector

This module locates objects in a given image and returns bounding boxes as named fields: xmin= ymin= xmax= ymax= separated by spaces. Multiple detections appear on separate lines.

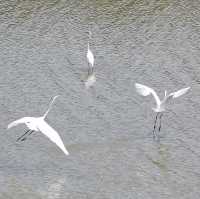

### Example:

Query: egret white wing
xmin=7 ymin=117 xmax=26 ymax=129
xmin=135 ymin=83 xmax=153 ymax=96
xmin=171 ymin=87 xmax=190 ymax=98
xmin=38 ymin=120 xmax=69 ymax=156
xmin=87 ymin=48 xmax=94 ymax=67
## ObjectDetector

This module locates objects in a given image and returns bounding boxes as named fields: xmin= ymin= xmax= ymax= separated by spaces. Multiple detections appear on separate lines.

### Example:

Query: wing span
xmin=172 ymin=87 xmax=190 ymax=98
xmin=38 ymin=120 xmax=69 ymax=156
xmin=135 ymin=83 xmax=152 ymax=96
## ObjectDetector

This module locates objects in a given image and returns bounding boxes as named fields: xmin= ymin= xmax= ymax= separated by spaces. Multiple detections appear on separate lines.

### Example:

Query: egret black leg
xmin=20 ymin=130 xmax=34 ymax=142
xmin=16 ymin=130 xmax=31 ymax=142
xmin=21 ymin=130 xmax=34 ymax=141
xmin=28 ymin=130 xmax=34 ymax=136
xmin=91 ymin=67 xmax=94 ymax=74
xmin=20 ymin=137 xmax=26 ymax=141
xmin=152 ymin=113 xmax=159 ymax=140
xmin=88 ymin=63 xmax=90 ymax=76
xmin=158 ymin=113 xmax=163 ymax=132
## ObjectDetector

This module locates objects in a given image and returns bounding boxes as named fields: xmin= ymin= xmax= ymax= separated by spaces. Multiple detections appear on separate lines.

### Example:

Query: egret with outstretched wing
xmin=7 ymin=96 xmax=69 ymax=156
xmin=135 ymin=83 xmax=190 ymax=140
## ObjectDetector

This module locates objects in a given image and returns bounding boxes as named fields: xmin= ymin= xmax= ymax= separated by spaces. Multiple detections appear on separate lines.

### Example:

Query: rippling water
xmin=0 ymin=0 xmax=200 ymax=198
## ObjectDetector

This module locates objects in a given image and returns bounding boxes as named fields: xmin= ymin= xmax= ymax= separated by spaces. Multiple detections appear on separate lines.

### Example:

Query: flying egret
xmin=7 ymin=96 xmax=69 ymax=156
xmin=135 ymin=83 xmax=190 ymax=140
xmin=87 ymin=31 xmax=94 ymax=75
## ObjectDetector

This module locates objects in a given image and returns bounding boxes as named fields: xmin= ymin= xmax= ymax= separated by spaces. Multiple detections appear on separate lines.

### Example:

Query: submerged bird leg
xmin=87 ymin=63 xmax=91 ymax=76
xmin=87 ymin=64 xmax=90 ymax=76
xmin=158 ymin=113 xmax=163 ymax=132
xmin=152 ymin=113 xmax=159 ymax=140
xmin=91 ymin=66 xmax=94 ymax=74
xmin=16 ymin=130 xmax=31 ymax=142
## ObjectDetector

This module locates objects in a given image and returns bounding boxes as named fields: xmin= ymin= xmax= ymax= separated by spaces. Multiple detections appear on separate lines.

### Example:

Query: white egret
xmin=7 ymin=96 xmax=69 ymax=156
xmin=87 ymin=31 xmax=94 ymax=75
xmin=135 ymin=83 xmax=190 ymax=140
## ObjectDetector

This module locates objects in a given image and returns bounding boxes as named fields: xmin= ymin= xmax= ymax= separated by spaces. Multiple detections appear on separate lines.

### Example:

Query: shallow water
xmin=0 ymin=0 xmax=200 ymax=198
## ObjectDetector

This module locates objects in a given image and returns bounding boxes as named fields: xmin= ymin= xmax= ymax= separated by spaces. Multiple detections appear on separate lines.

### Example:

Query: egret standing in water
xmin=135 ymin=83 xmax=190 ymax=140
xmin=85 ymin=30 xmax=96 ymax=89
xmin=7 ymin=96 xmax=69 ymax=156
xmin=87 ymin=31 xmax=94 ymax=74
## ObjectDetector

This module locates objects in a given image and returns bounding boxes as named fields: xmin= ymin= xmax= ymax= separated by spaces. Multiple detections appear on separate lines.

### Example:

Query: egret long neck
xmin=43 ymin=96 xmax=58 ymax=119
xmin=88 ymin=31 xmax=92 ymax=50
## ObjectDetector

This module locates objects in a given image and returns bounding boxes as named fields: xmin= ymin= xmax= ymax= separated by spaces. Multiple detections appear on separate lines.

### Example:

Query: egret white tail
xmin=135 ymin=83 xmax=190 ymax=140
xmin=7 ymin=96 xmax=69 ymax=156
